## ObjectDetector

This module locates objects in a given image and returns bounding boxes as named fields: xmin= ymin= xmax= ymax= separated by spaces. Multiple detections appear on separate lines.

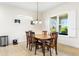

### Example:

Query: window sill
xmin=58 ymin=34 xmax=69 ymax=37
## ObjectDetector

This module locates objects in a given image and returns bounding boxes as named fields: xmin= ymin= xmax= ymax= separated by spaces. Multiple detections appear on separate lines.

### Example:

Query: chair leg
xmin=49 ymin=48 xmax=52 ymax=56
xmin=29 ymin=44 xmax=32 ymax=51
xmin=42 ymin=45 xmax=44 ymax=56
xmin=29 ymin=43 xmax=31 ymax=50
xmin=47 ymin=47 xmax=49 ymax=51
xmin=42 ymin=44 xmax=45 ymax=56
xmin=35 ymin=44 xmax=37 ymax=55
xmin=29 ymin=45 xmax=30 ymax=50
xmin=27 ymin=39 xmax=28 ymax=48
xmin=30 ymin=44 xmax=32 ymax=51
xmin=55 ymin=46 xmax=58 ymax=55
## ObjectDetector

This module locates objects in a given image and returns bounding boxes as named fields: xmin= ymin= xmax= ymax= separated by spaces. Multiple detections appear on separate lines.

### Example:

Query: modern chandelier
xmin=31 ymin=2 xmax=42 ymax=25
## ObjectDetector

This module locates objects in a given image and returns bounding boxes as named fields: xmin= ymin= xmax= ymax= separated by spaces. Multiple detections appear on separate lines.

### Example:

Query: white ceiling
xmin=0 ymin=2 xmax=63 ymax=12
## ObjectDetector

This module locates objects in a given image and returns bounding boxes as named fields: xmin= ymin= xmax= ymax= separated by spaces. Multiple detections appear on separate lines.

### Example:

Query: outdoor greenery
xmin=60 ymin=26 xmax=68 ymax=35
xmin=50 ymin=27 xmax=56 ymax=32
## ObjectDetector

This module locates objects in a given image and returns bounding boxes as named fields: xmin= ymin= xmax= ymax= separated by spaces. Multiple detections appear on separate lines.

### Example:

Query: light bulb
xmin=39 ymin=21 xmax=42 ymax=24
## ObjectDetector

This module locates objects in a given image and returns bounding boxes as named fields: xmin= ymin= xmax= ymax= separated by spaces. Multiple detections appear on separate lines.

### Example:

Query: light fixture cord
xmin=37 ymin=2 xmax=38 ymax=21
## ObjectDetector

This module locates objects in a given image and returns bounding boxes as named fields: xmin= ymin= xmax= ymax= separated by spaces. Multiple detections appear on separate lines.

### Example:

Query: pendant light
xmin=31 ymin=2 xmax=42 ymax=25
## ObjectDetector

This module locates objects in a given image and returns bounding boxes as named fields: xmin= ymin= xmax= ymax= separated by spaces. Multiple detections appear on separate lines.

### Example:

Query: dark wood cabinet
xmin=0 ymin=36 xmax=8 ymax=46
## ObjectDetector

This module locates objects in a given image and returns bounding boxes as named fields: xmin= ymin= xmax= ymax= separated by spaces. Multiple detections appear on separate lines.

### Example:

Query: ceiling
xmin=0 ymin=2 xmax=63 ymax=12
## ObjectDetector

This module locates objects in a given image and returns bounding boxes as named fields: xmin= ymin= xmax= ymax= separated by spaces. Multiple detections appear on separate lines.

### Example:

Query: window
xmin=50 ymin=16 xmax=57 ymax=32
xmin=50 ymin=13 xmax=68 ymax=35
xmin=59 ymin=14 xmax=68 ymax=35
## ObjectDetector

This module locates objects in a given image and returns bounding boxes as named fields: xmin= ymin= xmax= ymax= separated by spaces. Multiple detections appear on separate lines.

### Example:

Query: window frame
xmin=50 ymin=13 xmax=68 ymax=36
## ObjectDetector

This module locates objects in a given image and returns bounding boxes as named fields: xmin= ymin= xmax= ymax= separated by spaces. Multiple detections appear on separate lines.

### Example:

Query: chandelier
xmin=31 ymin=2 xmax=42 ymax=25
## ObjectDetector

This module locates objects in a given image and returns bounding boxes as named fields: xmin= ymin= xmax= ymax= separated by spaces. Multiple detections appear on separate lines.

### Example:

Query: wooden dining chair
xmin=34 ymin=38 xmax=43 ymax=55
xmin=47 ymin=32 xmax=58 ymax=56
xmin=29 ymin=31 xmax=36 ymax=51
xmin=25 ymin=31 xmax=34 ymax=50
xmin=34 ymin=35 xmax=50 ymax=56
xmin=50 ymin=32 xmax=58 ymax=55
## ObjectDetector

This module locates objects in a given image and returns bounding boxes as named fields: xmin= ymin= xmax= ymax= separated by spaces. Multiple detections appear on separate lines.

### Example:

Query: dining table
xmin=34 ymin=34 xmax=51 ymax=56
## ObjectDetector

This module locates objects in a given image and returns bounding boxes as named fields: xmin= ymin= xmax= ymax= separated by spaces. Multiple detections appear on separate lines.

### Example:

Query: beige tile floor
xmin=0 ymin=42 xmax=78 ymax=56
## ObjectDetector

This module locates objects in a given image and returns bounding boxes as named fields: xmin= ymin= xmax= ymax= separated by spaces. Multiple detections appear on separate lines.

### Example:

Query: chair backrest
xmin=31 ymin=32 xmax=35 ymax=37
xmin=26 ymin=31 xmax=31 ymax=36
xmin=28 ymin=31 xmax=35 ymax=42
xmin=26 ymin=31 xmax=32 ymax=39
xmin=28 ymin=31 xmax=32 ymax=36
xmin=50 ymin=32 xmax=58 ymax=46
xmin=31 ymin=32 xmax=35 ymax=41
xmin=26 ymin=31 xmax=29 ymax=38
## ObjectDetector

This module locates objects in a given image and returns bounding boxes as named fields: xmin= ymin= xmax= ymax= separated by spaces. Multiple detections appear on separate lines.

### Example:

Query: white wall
xmin=31 ymin=12 xmax=44 ymax=34
xmin=42 ymin=3 xmax=79 ymax=48
xmin=0 ymin=4 xmax=42 ymax=44
xmin=1 ymin=3 xmax=79 ymax=48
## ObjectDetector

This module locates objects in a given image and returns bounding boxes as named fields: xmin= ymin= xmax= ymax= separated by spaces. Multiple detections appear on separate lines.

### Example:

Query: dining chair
xmin=34 ymin=34 xmax=49 ymax=56
xmin=34 ymin=38 xmax=43 ymax=55
xmin=25 ymin=31 xmax=33 ymax=49
xmin=42 ymin=31 xmax=50 ymax=50
xmin=31 ymin=32 xmax=44 ymax=51
xmin=29 ymin=31 xmax=36 ymax=51
xmin=47 ymin=32 xmax=58 ymax=56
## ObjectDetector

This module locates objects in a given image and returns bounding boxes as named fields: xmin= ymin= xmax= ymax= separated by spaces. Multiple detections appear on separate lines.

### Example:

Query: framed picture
xmin=14 ymin=19 xmax=20 ymax=24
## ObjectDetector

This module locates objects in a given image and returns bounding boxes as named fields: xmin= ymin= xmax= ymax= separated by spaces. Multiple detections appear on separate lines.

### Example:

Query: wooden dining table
xmin=34 ymin=34 xmax=51 ymax=56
